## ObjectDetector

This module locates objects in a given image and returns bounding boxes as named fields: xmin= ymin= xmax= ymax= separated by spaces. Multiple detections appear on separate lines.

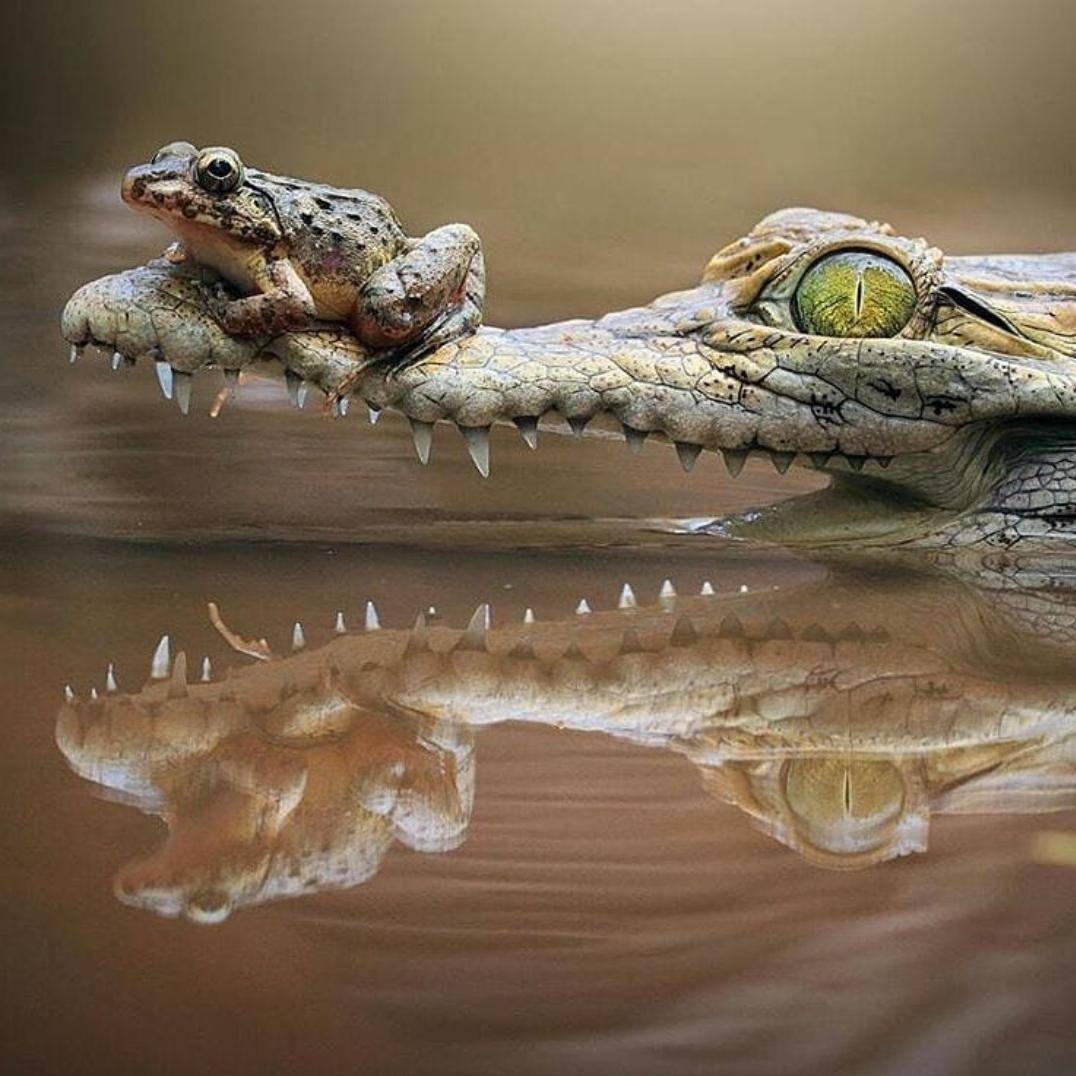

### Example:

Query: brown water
xmin=5 ymin=3 xmax=1076 ymax=1073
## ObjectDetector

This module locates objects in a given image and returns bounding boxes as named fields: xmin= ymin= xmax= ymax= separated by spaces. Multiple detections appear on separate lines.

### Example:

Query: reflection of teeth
xmin=64 ymin=684 xmax=75 ymax=702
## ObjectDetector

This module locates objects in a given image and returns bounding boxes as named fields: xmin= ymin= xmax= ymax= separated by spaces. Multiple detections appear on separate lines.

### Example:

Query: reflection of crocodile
xmin=62 ymin=208 xmax=1076 ymax=547
xmin=56 ymin=567 xmax=1076 ymax=919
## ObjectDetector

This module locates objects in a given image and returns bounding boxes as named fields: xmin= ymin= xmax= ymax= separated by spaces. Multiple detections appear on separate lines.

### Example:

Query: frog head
xmin=121 ymin=140 xmax=282 ymax=248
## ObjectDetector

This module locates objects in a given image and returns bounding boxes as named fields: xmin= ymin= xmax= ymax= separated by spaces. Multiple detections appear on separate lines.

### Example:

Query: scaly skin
xmin=56 ymin=567 xmax=1076 ymax=919
xmin=62 ymin=208 xmax=1076 ymax=547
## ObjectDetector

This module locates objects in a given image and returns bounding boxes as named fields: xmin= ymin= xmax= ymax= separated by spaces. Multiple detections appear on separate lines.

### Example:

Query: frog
xmin=120 ymin=140 xmax=485 ymax=355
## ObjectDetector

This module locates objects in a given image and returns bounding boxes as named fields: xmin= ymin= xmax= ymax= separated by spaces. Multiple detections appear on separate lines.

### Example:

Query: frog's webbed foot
xmin=62 ymin=261 xmax=370 ymax=410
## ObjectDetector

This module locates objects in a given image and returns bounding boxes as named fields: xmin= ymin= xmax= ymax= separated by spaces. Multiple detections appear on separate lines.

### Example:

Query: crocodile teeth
xmin=337 ymin=395 xmax=350 ymax=417
xmin=105 ymin=664 xmax=118 ymax=693
xmin=675 ymin=442 xmax=702 ymax=472
xmin=718 ymin=614 xmax=745 ymax=638
xmin=173 ymin=370 xmax=193 ymax=414
xmin=700 ymin=581 xmax=715 ymax=596
xmin=722 ymin=448 xmax=748 ymax=477
xmin=154 ymin=361 xmax=174 ymax=400
xmin=618 ymin=583 xmax=637 ymax=609
xmin=334 ymin=611 xmax=346 ymax=633
xmin=223 ymin=369 xmax=240 ymax=397
xmin=365 ymin=600 xmax=381 ymax=631
xmin=513 ymin=416 xmax=539 ymax=450
xmin=368 ymin=405 xmax=381 ymax=424
xmin=200 ymin=656 xmax=212 ymax=682
xmin=168 ymin=652 xmax=188 ymax=699
xmin=150 ymin=634 xmax=171 ymax=679
xmin=567 ymin=416 xmax=589 ymax=438
xmin=455 ymin=603 xmax=490 ymax=651
xmin=285 ymin=370 xmax=307 ymax=409
xmin=523 ymin=607 xmax=536 ymax=624
xmin=622 ymin=424 xmax=647 ymax=455
xmin=770 ymin=451 xmax=795 ymax=474
xmin=576 ymin=598 xmax=591 ymax=615
xmin=69 ymin=344 xmax=82 ymax=364
xmin=409 ymin=419 xmax=434 ymax=464
xmin=110 ymin=351 xmax=123 ymax=371
xmin=291 ymin=622 xmax=306 ymax=650
xmin=460 ymin=425 xmax=491 ymax=477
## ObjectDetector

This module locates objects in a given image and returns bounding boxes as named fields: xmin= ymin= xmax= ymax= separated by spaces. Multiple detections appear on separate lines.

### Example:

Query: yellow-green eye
xmin=194 ymin=147 xmax=245 ymax=193
xmin=793 ymin=251 xmax=917 ymax=338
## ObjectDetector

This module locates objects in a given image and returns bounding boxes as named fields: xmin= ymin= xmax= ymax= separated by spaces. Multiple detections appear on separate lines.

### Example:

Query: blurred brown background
xmin=2 ymin=0 xmax=1075 ymax=539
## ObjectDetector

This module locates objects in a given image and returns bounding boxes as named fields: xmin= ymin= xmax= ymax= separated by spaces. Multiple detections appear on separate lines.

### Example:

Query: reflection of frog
xmin=121 ymin=141 xmax=484 ymax=355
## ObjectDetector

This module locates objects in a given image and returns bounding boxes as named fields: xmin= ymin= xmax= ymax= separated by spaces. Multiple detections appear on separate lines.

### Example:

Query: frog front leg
xmin=214 ymin=254 xmax=318 ymax=337
xmin=350 ymin=224 xmax=483 ymax=352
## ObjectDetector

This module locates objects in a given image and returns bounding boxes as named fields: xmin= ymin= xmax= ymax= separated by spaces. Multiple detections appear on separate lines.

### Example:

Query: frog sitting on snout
xmin=122 ymin=141 xmax=484 ymax=355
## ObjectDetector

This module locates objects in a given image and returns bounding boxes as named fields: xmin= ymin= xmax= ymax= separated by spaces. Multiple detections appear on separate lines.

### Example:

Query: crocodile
xmin=56 ymin=567 xmax=1076 ymax=920
xmin=62 ymin=207 xmax=1076 ymax=548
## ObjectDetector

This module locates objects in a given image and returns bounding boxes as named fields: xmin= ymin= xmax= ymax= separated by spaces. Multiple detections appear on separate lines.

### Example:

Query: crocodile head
xmin=61 ymin=208 xmax=1076 ymax=547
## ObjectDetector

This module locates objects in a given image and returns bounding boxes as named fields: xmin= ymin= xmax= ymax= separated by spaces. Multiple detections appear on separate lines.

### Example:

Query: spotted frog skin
xmin=121 ymin=141 xmax=485 ymax=353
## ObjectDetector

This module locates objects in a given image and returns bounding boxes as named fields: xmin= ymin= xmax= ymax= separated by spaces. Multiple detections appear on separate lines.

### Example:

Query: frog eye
xmin=793 ymin=251 xmax=917 ymax=338
xmin=151 ymin=141 xmax=197 ymax=164
xmin=194 ymin=147 xmax=245 ymax=194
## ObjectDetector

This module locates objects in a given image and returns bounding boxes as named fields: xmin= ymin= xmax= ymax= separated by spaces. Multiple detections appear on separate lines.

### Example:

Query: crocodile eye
xmin=151 ymin=141 xmax=197 ymax=164
xmin=194 ymin=147 xmax=245 ymax=193
xmin=793 ymin=251 xmax=917 ymax=338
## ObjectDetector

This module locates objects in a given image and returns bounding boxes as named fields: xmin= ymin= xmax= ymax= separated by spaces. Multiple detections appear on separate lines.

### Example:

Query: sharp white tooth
xmin=111 ymin=351 xmax=123 ymax=371
xmin=660 ymin=579 xmax=676 ymax=600
xmin=292 ymin=622 xmax=306 ymax=650
xmin=368 ymin=405 xmax=381 ymax=424
xmin=105 ymin=664 xmax=118 ymax=693
xmin=513 ymin=416 xmax=539 ymax=449
xmin=334 ymin=611 xmax=346 ymax=633
xmin=700 ymin=581 xmax=715 ymax=596
xmin=365 ymin=600 xmax=381 ymax=631
xmin=771 ymin=451 xmax=795 ymax=474
xmin=576 ymin=598 xmax=591 ymax=615
xmin=150 ymin=634 xmax=171 ymax=679
xmin=200 ymin=656 xmax=212 ymax=682
xmin=622 ymin=424 xmax=647 ymax=454
xmin=523 ymin=607 xmax=536 ymax=624
xmin=739 ymin=584 xmax=749 ymax=593
xmin=173 ymin=370 xmax=193 ymax=414
xmin=64 ymin=685 xmax=75 ymax=702
xmin=722 ymin=448 xmax=748 ymax=477
xmin=337 ymin=394 xmax=350 ymax=417
xmin=457 ymin=603 xmax=491 ymax=650
xmin=285 ymin=370 xmax=305 ymax=408
xmin=223 ymin=368 xmax=240 ymax=397
xmin=618 ymin=583 xmax=637 ymax=609
xmin=90 ymin=687 xmax=98 ymax=700
xmin=567 ymin=415 xmax=589 ymax=438
xmin=69 ymin=344 xmax=81 ymax=364
xmin=155 ymin=361 xmax=174 ymax=400
xmin=409 ymin=418 xmax=434 ymax=464
xmin=675 ymin=442 xmax=702 ymax=472
xmin=460 ymin=425 xmax=491 ymax=477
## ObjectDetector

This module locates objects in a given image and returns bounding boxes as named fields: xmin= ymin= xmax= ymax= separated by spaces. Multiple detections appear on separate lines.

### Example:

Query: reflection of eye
xmin=793 ymin=251 xmax=917 ymax=338
xmin=194 ymin=148 xmax=245 ymax=193
xmin=152 ymin=140 xmax=196 ymax=163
